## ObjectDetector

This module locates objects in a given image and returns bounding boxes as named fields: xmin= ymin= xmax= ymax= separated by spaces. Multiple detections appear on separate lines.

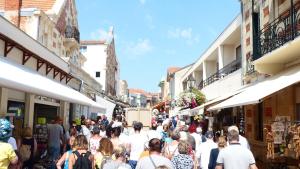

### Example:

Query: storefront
xmin=208 ymin=65 xmax=300 ymax=167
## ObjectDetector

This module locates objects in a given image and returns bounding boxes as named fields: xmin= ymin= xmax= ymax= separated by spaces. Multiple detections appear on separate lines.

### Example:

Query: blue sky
xmin=76 ymin=0 xmax=240 ymax=92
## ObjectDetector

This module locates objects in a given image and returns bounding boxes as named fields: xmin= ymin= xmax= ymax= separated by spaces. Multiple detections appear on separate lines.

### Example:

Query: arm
xmin=208 ymin=149 xmax=214 ymax=169
xmin=56 ymin=152 xmax=67 ymax=169
xmin=250 ymin=164 xmax=258 ymax=169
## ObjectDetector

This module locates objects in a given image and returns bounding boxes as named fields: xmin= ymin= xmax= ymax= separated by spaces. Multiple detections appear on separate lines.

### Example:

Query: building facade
xmin=0 ymin=0 xmax=107 ymax=133
xmin=80 ymin=27 xmax=119 ymax=97
xmin=119 ymin=80 xmax=129 ymax=103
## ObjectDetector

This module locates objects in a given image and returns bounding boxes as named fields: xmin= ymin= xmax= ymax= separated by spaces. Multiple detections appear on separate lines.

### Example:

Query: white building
xmin=80 ymin=27 xmax=119 ymax=97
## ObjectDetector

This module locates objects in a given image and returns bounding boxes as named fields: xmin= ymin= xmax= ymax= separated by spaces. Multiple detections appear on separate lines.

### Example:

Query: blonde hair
xmin=113 ymin=145 xmax=127 ymax=158
xmin=218 ymin=136 xmax=227 ymax=148
xmin=23 ymin=127 xmax=32 ymax=137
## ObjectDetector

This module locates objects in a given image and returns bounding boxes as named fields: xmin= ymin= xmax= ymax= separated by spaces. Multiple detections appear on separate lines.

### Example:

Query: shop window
xmin=255 ymin=103 xmax=264 ymax=141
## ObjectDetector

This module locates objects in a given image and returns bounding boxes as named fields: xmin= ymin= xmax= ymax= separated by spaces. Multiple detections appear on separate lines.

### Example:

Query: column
xmin=24 ymin=93 xmax=35 ymax=128
xmin=60 ymin=101 xmax=69 ymax=129
xmin=203 ymin=61 xmax=207 ymax=80
xmin=0 ymin=87 xmax=8 ymax=115
xmin=218 ymin=45 xmax=224 ymax=70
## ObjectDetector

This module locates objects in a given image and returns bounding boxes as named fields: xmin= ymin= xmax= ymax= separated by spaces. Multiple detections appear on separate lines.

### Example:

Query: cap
xmin=0 ymin=118 xmax=12 ymax=142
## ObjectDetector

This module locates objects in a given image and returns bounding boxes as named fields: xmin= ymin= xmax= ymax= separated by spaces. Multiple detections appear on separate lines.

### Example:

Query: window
xmin=80 ymin=46 xmax=87 ymax=53
xmin=235 ymin=45 xmax=241 ymax=60
xmin=95 ymin=72 xmax=100 ymax=78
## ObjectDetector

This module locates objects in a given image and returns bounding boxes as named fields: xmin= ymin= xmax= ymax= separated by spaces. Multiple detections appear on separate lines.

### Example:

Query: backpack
xmin=73 ymin=151 xmax=92 ymax=169
xmin=19 ymin=144 xmax=31 ymax=162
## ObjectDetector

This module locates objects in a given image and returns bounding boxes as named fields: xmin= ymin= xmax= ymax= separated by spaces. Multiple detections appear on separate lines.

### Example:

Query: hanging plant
xmin=176 ymin=88 xmax=206 ymax=109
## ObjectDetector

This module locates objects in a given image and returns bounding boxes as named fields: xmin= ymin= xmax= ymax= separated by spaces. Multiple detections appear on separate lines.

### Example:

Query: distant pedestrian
xmin=81 ymin=119 xmax=92 ymax=142
xmin=47 ymin=117 xmax=64 ymax=161
xmin=228 ymin=125 xmax=250 ymax=149
xmin=198 ymin=131 xmax=217 ymax=169
xmin=19 ymin=126 xmax=37 ymax=169
xmin=0 ymin=118 xmax=18 ymax=168
xmin=68 ymin=135 xmax=93 ymax=169
xmin=94 ymin=138 xmax=114 ymax=169
xmin=103 ymin=145 xmax=131 ymax=169
xmin=208 ymin=136 xmax=226 ymax=169
xmin=171 ymin=141 xmax=194 ymax=169
xmin=89 ymin=125 xmax=102 ymax=155
xmin=127 ymin=122 xmax=147 ymax=169
xmin=163 ymin=130 xmax=180 ymax=159
xmin=136 ymin=138 xmax=174 ymax=169
xmin=215 ymin=130 xmax=257 ymax=169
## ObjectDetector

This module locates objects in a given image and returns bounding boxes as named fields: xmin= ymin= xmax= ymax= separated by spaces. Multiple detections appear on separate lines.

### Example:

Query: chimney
xmin=4 ymin=0 xmax=22 ymax=27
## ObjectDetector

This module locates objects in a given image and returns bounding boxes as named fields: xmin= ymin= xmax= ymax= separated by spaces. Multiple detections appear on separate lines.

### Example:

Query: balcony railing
xmin=198 ymin=59 xmax=241 ymax=89
xmin=65 ymin=25 xmax=80 ymax=43
xmin=257 ymin=1 xmax=300 ymax=58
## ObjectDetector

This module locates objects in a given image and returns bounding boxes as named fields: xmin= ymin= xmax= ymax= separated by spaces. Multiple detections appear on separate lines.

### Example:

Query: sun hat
xmin=0 ymin=118 xmax=12 ymax=142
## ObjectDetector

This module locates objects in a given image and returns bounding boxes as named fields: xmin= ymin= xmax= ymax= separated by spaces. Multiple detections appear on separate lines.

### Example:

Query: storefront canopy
xmin=208 ymin=65 xmax=300 ymax=111
xmin=0 ymin=57 xmax=105 ymax=111
xmin=94 ymin=96 xmax=116 ymax=121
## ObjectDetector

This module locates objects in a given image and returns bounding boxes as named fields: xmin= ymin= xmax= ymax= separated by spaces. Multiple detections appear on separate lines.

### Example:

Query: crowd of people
xmin=0 ymin=115 xmax=258 ymax=169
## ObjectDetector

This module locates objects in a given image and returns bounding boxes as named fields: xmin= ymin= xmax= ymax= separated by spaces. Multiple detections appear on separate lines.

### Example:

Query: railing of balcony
xmin=198 ymin=59 xmax=241 ymax=89
xmin=258 ymin=1 xmax=300 ymax=58
xmin=65 ymin=25 xmax=80 ymax=43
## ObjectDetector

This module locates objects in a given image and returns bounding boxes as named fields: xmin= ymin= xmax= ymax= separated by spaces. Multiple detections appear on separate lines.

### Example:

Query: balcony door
xmin=252 ymin=10 xmax=260 ymax=60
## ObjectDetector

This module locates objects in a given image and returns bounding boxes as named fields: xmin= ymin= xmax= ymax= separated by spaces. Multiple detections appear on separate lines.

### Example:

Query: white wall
xmin=82 ymin=44 xmax=108 ymax=90
xmin=201 ymin=69 xmax=242 ymax=100
xmin=223 ymin=45 xmax=236 ymax=66
xmin=174 ymin=65 xmax=192 ymax=98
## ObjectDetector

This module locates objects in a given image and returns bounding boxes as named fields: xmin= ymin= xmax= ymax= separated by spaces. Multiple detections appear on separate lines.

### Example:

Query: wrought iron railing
xmin=198 ymin=59 xmax=241 ymax=89
xmin=65 ymin=25 xmax=80 ymax=43
xmin=257 ymin=1 xmax=300 ymax=58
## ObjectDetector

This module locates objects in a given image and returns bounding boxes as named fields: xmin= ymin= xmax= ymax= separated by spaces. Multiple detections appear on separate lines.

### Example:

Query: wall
xmin=204 ymin=60 xmax=217 ymax=78
xmin=201 ymin=69 xmax=242 ymax=100
xmin=82 ymin=44 xmax=107 ymax=89
xmin=223 ymin=45 xmax=236 ymax=66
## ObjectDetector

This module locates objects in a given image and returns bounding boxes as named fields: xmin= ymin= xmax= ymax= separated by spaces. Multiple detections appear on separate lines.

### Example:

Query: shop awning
xmin=94 ymin=96 xmax=116 ymax=121
xmin=0 ymin=57 xmax=105 ymax=111
xmin=208 ymin=65 xmax=300 ymax=111
xmin=189 ymin=106 xmax=204 ymax=116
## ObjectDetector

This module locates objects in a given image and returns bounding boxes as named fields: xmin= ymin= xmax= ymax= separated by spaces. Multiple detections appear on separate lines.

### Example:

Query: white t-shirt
xmin=191 ymin=133 xmax=201 ymax=158
xmin=8 ymin=137 xmax=17 ymax=150
xmin=128 ymin=133 xmax=147 ymax=161
xmin=136 ymin=154 xmax=174 ymax=169
xmin=198 ymin=139 xmax=217 ymax=169
xmin=147 ymin=130 xmax=162 ymax=140
xmin=239 ymin=135 xmax=250 ymax=149
xmin=216 ymin=143 xmax=256 ymax=169
xmin=81 ymin=125 xmax=91 ymax=142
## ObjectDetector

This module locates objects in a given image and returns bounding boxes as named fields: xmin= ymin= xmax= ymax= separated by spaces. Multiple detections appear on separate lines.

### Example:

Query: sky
xmin=76 ymin=0 xmax=241 ymax=93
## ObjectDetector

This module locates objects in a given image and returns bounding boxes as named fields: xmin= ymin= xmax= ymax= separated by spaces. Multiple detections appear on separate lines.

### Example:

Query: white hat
xmin=228 ymin=125 xmax=239 ymax=133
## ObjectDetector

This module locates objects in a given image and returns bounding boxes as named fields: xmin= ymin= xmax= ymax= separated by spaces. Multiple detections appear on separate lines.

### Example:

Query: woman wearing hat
xmin=0 ymin=118 xmax=18 ymax=168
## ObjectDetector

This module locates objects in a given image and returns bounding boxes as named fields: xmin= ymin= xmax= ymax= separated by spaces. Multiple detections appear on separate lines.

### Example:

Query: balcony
xmin=64 ymin=25 xmax=80 ymax=48
xmin=254 ymin=2 xmax=300 ymax=74
xmin=198 ymin=59 xmax=241 ymax=90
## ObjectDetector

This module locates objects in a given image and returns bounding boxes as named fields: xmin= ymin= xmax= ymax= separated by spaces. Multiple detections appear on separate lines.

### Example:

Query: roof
xmin=129 ymin=89 xmax=159 ymax=98
xmin=22 ymin=0 xmax=56 ymax=11
xmin=80 ymin=40 xmax=106 ymax=45
xmin=167 ymin=67 xmax=181 ymax=74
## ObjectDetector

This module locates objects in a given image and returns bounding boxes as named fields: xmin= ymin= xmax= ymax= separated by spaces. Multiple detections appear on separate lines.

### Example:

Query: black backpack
xmin=73 ymin=150 xmax=92 ymax=169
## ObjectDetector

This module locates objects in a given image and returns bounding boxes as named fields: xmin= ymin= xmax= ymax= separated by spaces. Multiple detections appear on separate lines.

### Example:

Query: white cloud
xmin=139 ymin=0 xmax=146 ymax=5
xmin=167 ymin=27 xmax=200 ymax=44
xmin=124 ymin=39 xmax=153 ymax=57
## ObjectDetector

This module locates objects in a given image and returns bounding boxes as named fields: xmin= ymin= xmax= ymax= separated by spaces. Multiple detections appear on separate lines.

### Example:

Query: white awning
xmin=0 ymin=57 xmax=105 ymax=111
xmin=208 ymin=65 xmax=300 ymax=111
xmin=178 ymin=108 xmax=190 ymax=116
xmin=94 ymin=96 xmax=116 ymax=121
xmin=190 ymin=106 xmax=204 ymax=116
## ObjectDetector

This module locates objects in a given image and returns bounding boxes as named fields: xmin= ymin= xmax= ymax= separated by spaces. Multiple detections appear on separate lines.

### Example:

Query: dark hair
xmin=133 ymin=122 xmax=143 ymax=131
xmin=149 ymin=138 xmax=162 ymax=153
xmin=92 ymin=126 xmax=100 ymax=135
xmin=69 ymin=128 xmax=77 ymax=137
xmin=112 ymin=127 xmax=121 ymax=137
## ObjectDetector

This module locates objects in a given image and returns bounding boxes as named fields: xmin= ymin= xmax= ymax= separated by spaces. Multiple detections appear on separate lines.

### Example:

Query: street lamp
xmin=187 ymin=75 xmax=196 ymax=91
